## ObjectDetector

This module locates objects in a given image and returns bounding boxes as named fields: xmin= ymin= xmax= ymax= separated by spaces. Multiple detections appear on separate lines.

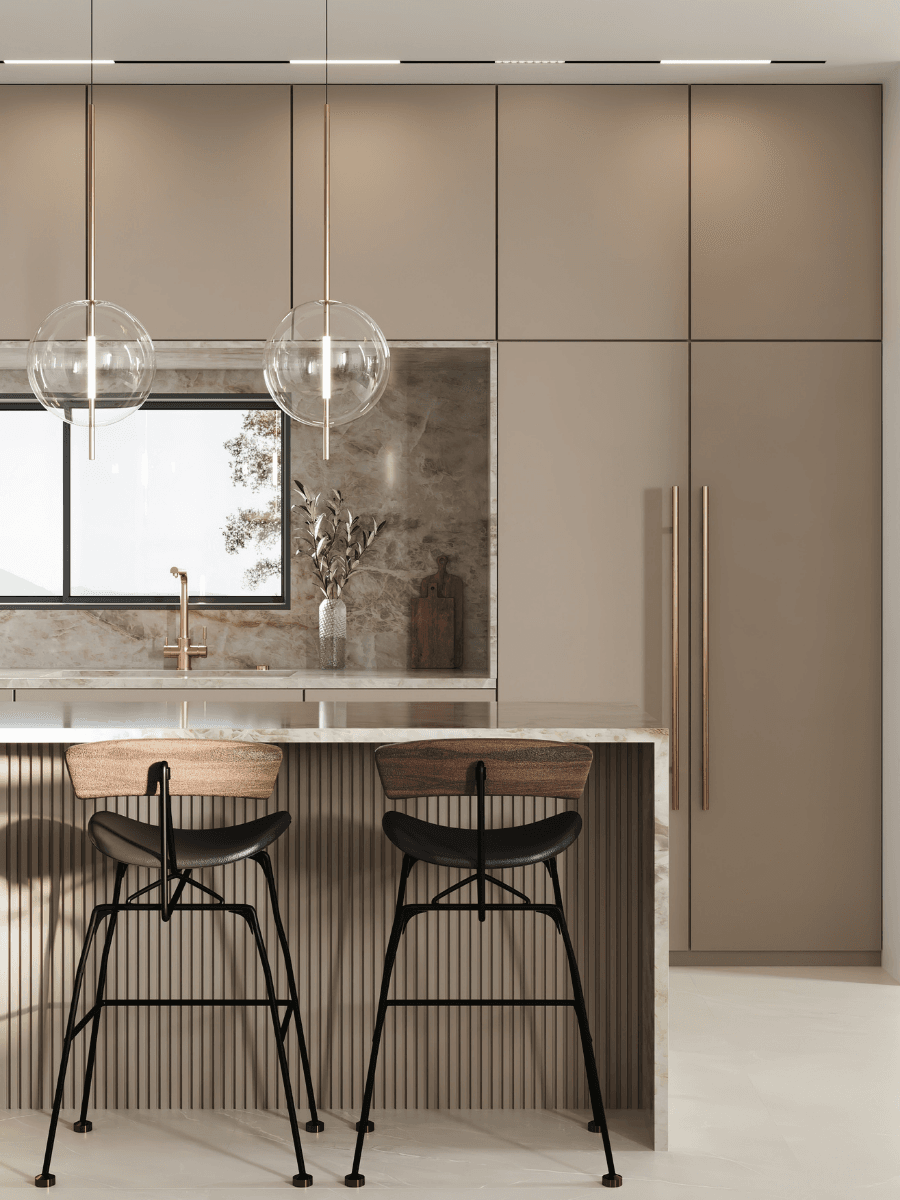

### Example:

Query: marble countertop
xmin=0 ymin=699 xmax=666 ymax=743
xmin=2 ymin=668 xmax=496 ymax=690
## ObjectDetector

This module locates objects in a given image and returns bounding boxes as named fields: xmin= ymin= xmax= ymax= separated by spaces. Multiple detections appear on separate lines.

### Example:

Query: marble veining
xmin=0 ymin=345 xmax=495 ymax=676
xmin=0 ymin=667 xmax=496 ymax=690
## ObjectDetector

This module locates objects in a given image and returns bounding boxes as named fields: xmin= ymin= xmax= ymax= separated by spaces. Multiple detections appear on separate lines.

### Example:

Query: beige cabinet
xmin=691 ymin=85 xmax=881 ymax=340
xmin=95 ymin=85 xmax=291 ymax=339
xmin=497 ymin=341 xmax=690 ymax=942
xmin=293 ymin=86 xmax=496 ymax=340
xmin=497 ymin=86 xmax=689 ymax=340
xmin=690 ymin=342 xmax=881 ymax=951
xmin=0 ymin=87 xmax=85 ymax=339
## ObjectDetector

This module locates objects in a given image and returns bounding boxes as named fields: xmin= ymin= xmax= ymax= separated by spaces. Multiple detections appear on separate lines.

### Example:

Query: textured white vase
xmin=319 ymin=597 xmax=346 ymax=669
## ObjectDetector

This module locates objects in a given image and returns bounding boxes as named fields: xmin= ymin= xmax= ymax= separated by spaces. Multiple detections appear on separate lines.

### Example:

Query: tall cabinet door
xmin=498 ymin=342 xmax=690 ymax=942
xmin=690 ymin=342 xmax=881 ymax=951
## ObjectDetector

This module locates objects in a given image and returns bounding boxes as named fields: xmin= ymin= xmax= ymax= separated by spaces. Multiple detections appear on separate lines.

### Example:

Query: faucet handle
xmin=202 ymin=625 xmax=207 ymax=645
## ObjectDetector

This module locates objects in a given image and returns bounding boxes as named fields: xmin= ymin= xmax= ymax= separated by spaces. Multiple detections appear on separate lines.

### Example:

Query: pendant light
xmin=27 ymin=2 xmax=155 ymax=460
xmin=264 ymin=0 xmax=390 ymax=460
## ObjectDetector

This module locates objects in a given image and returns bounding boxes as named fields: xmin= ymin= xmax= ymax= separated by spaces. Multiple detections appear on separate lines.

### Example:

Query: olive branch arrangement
xmin=293 ymin=481 xmax=386 ymax=600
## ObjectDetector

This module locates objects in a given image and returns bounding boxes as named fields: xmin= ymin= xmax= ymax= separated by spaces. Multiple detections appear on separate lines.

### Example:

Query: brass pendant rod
xmin=86 ymin=8 xmax=96 ymax=459
xmin=322 ymin=99 xmax=330 ymax=460
xmin=321 ymin=0 xmax=330 ymax=461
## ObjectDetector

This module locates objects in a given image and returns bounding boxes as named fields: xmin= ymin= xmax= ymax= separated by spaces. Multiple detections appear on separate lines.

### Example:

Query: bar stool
xmin=344 ymin=738 xmax=622 ymax=1189
xmin=35 ymin=738 xmax=322 ymax=1190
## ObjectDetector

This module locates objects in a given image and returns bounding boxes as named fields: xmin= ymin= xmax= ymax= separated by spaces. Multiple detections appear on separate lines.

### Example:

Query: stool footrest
xmin=386 ymin=998 xmax=575 ymax=1007
xmin=96 ymin=998 xmax=292 ymax=1007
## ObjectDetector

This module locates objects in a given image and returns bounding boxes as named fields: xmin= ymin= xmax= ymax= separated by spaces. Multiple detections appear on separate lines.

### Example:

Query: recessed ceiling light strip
xmin=661 ymin=59 xmax=772 ymax=64
xmin=3 ymin=59 xmax=115 ymax=64
xmin=2 ymin=57 xmax=828 ymax=67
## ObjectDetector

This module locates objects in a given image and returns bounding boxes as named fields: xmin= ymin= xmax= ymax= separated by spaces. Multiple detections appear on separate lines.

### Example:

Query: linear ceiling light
xmin=3 ymin=58 xmax=115 ymax=64
xmin=495 ymin=60 xmax=565 ymax=64
xmin=289 ymin=58 xmax=399 ymax=64
xmin=661 ymin=59 xmax=772 ymax=64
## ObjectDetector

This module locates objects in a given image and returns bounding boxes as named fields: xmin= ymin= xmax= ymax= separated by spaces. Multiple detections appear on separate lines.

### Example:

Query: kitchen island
xmin=0 ymin=699 xmax=668 ymax=1149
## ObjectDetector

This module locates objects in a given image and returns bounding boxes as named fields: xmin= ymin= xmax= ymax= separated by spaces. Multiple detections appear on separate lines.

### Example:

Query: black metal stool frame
xmin=35 ymin=760 xmax=321 ymax=1190
xmin=345 ymin=760 xmax=622 ymax=1189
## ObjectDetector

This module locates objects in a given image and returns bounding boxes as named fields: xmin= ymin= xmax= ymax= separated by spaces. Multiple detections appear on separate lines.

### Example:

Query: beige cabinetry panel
xmin=293 ymin=86 xmax=495 ymax=340
xmin=94 ymin=86 xmax=291 ymax=339
xmin=691 ymin=86 xmax=881 ymax=340
xmin=498 ymin=342 xmax=689 ymax=944
xmin=0 ymin=87 xmax=85 ymax=338
xmin=497 ymin=86 xmax=688 ymax=340
xmin=690 ymin=342 xmax=881 ymax=951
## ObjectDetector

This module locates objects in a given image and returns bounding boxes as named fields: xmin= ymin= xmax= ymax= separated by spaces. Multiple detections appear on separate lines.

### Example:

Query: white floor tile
xmin=3 ymin=967 xmax=899 ymax=1197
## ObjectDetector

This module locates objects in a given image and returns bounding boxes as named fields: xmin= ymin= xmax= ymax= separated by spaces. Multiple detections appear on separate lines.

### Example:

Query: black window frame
xmin=0 ymin=394 xmax=291 ymax=610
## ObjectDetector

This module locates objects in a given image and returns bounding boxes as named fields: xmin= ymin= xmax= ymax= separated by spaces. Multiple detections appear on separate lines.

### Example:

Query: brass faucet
xmin=163 ymin=567 xmax=208 ymax=670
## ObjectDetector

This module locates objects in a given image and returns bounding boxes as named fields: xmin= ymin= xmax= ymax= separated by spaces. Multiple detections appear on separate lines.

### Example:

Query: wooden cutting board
xmin=409 ymin=583 xmax=455 ymax=669
xmin=410 ymin=555 xmax=464 ymax=669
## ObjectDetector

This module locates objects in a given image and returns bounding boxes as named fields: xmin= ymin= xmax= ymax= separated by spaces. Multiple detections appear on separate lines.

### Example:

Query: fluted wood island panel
xmin=0 ymin=701 xmax=667 ymax=1148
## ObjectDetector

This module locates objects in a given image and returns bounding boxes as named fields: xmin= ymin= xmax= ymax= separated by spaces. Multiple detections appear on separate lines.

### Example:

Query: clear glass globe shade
xmin=263 ymin=300 xmax=390 ymax=428
xmin=27 ymin=299 xmax=156 ymax=427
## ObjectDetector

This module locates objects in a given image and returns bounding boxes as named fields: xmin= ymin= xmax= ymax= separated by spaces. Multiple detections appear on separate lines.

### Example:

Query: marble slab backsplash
xmin=0 ymin=347 xmax=492 ymax=673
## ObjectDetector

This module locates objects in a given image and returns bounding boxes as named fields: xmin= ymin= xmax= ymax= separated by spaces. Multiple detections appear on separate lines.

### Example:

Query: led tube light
xmin=3 ymin=59 xmax=115 ymax=64
xmin=661 ymin=59 xmax=772 ymax=64
xmin=290 ymin=59 xmax=400 ymax=64
xmin=86 ymin=335 xmax=97 ymax=401
xmin=321 ymin=335 xmax=331 ymax=401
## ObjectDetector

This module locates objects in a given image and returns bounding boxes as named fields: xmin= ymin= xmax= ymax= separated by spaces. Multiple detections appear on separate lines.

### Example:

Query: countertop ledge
xmin=0 ymin=699 xmax=668 ymax=743
xmin=2 ymin=669 xmax=496 ymax=690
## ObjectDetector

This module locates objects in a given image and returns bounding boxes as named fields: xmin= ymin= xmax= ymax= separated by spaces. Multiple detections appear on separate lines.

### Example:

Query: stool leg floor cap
xmin=73 ymin=1120 xmax=92 ymax=1133
xmin=305 ymin=1120 xmax=325 ymax=1133
xmin=344 ymin=1173 xmax=366 ymax=1187
xmin=34 ymin=1175 xmax=55 ymax=1188
xmin=292 ymin=1174 xmax=313 ymax=1188
xmin=356 ymin=1120 xmax=375 ymax=1133
xmin=601 ymin=1174 xmax=624 ymax=1188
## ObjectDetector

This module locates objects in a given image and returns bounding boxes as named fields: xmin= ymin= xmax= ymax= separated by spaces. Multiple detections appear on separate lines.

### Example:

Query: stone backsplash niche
xmin=0 ymin=345 xmax=493 ymax=673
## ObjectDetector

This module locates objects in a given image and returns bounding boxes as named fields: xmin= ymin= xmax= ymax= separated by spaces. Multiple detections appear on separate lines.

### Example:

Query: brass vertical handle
xmin=701 ymin=485 xmax=710 ymax=810
xmin=671 ymin=485 xmax=680 ymax=810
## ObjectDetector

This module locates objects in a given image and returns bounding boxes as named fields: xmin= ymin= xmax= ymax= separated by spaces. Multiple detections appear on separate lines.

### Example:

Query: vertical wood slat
xmin=0 ymin=741 xmax=650 ymax=1111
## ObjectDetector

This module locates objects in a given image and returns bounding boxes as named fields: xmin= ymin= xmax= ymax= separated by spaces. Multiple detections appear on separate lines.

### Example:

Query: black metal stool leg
xmin=345 ymin=854 xmax=416 ymax=1188
xmin=35 ymin=907 xmax=105 ymax=1188
xmin=546 ymin=859 xmax=622 ymax=1188
xmin=240 ymin=905 xmax=312 ymax=1188
xmin=74 ymin=863 xmax=127 ymax=1134
xmin=253 ymin=851 xmax=323 ymax=1134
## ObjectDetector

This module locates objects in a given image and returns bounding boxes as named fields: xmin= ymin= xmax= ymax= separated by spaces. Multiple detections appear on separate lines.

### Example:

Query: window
xmin=0 ymin=397 xmax=288 ymax=607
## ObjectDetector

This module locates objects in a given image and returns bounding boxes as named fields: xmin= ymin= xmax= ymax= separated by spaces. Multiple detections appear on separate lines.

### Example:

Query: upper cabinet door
xmin=95 ymin=86 xmax=291 ymax=340
xmin=293 ymin=86 xmax=496 ymax=341
xmin=0 ymin=87 xmax=85 ymax=339
xmin=498 ymin=86 xmax=689 ymax=340
xmin=498 ymin=340 xmax=688 ymax=712
xmin=692 ymin=85 xmax=882 ymax=340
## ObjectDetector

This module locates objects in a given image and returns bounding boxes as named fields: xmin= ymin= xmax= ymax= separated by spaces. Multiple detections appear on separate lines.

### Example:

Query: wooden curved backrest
xmin=374 ymin=738 xmax=593 ymax=800
xmin=65 ymin=739 xmax=283 ymax=800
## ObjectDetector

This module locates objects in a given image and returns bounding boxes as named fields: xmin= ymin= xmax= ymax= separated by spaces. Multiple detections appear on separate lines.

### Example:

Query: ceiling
xmin=0 ymin=0 xmax=897 ymax=85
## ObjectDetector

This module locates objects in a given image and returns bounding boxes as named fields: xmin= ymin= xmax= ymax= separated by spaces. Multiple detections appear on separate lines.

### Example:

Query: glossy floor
xmin=2 ymin=967 xmax=898 ymax=1197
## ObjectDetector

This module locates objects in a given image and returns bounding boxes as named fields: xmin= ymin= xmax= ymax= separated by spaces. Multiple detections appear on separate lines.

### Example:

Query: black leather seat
xmin=88 ymin=809 xmax=292 ymax=870
xmin=382 ymin=810 xmax=581 ymax=870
